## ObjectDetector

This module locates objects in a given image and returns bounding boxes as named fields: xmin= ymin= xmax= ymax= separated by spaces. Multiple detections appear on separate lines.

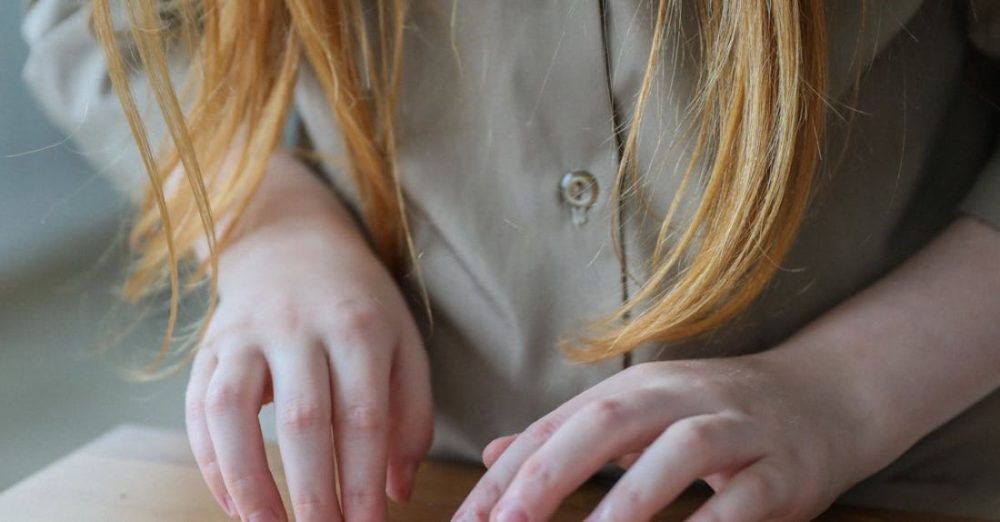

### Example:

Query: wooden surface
xmin=0 ymin=425 xmax=980 ymax=521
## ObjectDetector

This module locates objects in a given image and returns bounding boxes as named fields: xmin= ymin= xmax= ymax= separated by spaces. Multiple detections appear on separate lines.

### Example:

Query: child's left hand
xmin=454 ymin=353 xmax=897 ymax=522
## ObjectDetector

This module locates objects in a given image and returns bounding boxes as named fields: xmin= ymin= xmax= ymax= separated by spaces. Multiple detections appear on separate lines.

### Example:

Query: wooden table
xmin=0 ymin=425 xmax=977 ymax=521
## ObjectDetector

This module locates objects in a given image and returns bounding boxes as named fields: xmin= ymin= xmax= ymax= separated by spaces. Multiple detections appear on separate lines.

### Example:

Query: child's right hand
xmin=183 ymin=152 xmax=433 ymax=522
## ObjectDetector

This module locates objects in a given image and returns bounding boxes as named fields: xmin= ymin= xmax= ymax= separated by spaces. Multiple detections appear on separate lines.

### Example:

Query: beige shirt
xmin=23 ymin=0 xmax=1000 ymax=518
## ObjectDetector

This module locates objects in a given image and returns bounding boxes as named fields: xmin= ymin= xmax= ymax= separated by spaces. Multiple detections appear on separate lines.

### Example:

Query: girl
xmin=22 ymin=0 xmax=1000 ymax=521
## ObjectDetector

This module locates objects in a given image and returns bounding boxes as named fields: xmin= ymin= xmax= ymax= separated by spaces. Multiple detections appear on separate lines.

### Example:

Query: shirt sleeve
xmin=958 ymin=0 xmax=1000 ymax=229
xmin=21 ymin=0 xmax=188 ymax=202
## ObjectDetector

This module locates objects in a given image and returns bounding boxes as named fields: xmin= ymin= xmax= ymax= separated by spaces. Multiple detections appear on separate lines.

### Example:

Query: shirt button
xmin=560 ymin=170 xmax=599 ymax=226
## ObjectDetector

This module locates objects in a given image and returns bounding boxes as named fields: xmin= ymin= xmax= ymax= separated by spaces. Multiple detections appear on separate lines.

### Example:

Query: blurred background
xmin=1 ymin=2 xmax=207 ymax=490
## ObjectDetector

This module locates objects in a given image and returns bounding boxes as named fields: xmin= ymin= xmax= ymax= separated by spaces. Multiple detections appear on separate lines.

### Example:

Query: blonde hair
xmin=91 ymin=0 xmax=827 ymax=370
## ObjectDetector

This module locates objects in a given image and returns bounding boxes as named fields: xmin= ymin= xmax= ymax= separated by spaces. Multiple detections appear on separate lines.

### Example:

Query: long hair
xmin=90 ymin=0 xmax=827 ymax=372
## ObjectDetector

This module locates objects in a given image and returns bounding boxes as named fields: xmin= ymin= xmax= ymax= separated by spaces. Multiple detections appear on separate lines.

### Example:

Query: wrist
xmin=215 ymin=210 xmax=374 ymax=298
xmin=208 ymin=151 xmax=377 ymax=295
xmin=230 ymin=151 xmax=357 ymax=236
xmin=752 ymin=335 xmax=909 ymax=480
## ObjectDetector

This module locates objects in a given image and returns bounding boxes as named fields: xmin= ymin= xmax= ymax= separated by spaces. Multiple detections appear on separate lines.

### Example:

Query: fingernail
xmin=453 ymin=505 xmax=484 ymax=522
xmin=247 ymin=508 xmax=281 ymax=522
xmin=222 ymin=494 xmax=235 ymax=517
xmin=493 ymin=503 xmax=529 ymax=522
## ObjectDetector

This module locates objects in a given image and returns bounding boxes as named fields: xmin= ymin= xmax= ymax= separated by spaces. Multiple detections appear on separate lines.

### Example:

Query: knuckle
xmin=275 ymin=309 xmax=302 ymax=337
xmin=278 ymin=397 xmax=327 ymax=433
xmin=290 ymin=492 xmax=334 ymax=519
xmin=205 ymin=382 xmax=250 ymax=415
xmin=406 ymin=417 xmax=435 ymax=457
xmin=767 ymin=477 xmax=792 ymax=509
xmin=519 ymin=456 xmax=552 ymax=485
xmin=743 ymin=472 xmax=770 ymax=498
xmin=623 ymin=487 xmax=645 ymax=508
xmin=185 ymin=396 xmax=206 ymax=420
xmin=198 ymin=455 xmax=223 ymax=481
xmin=748 ymin=468 xmax=789 ymax=507
xmin=588 ymin=398 xmax=628 ymax=427
xmin=332 ymin=301 xmax=383 ymax=343
xmin=621 ymin=362 xmax=656 ymax=380
xmin=671 ymin=418 xmax=716 ymax=453
xmin=473 ymin=479 xmax=504 ymax=504
xmin=678 ymin=372 xmax=715 ymax=396
xmin=201 ymin=320 xmax=253 ymax=350
xmin=394 ymin=409 xmax=434 ymax=460
xmin=524 ymin=416 xmax=562 ymax=444
xmin=620 ymin=362 xmax=672 ymax=386
xmin=343 ymin=488 xmax=384 ymax=513
xmin=226 ymin=471 xmax=268 ymax=503
xmin=197 ymin=335 xmax=224 ymax=354
xmin=342 ymin=404 xmax=385 ymax=433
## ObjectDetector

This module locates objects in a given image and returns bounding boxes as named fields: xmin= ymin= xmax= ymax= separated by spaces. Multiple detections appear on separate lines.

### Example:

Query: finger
xmin=386 ymin=332 xmax=434 ymax=503
xmin=185 ymin=349 xmax=233 ymax=517
xmin=454 ymin=381 xmax=623 ymax=521
xmin=590 ymin=414 xmax=761 ymax=522
xmin=491 ymin=393 xmax=668 ymax=522
xmin=328 ymin=340 xmax=392 ymax=521
xmin=268 ymin=345 xmax=340 ymax=522
xmin=613 ymin=452 xmax=641 ymax=470
xmin=483 ymin=435 xmax=518 ymax=469
xmin=703 ymin=470 xmax=737 ymax=492
xmin=686 ymin=461 xmax=794 ymax=522
xmin=205 ymin=349 xmax=285 ymax=522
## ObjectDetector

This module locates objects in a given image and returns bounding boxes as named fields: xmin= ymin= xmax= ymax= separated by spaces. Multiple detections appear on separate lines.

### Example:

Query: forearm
xmin=764 ymin=216 xmax=1000 ymax=463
